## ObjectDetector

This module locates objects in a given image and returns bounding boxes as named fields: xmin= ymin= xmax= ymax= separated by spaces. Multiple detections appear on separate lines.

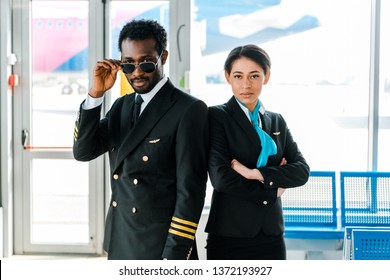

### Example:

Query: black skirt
xmin=206 ymin=231 xmax=286 ymax=260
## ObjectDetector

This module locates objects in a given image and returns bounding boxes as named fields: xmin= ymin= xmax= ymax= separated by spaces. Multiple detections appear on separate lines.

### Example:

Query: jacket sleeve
xmin=162 ymin=100 xmax=209 ymax=260
xmin=73 ymin=101 xmax=109 ymax=161
xmin=259 ymin=114 xmax=310 ymax=189
xmin=208 ymin=107 xmax=277 ymax=205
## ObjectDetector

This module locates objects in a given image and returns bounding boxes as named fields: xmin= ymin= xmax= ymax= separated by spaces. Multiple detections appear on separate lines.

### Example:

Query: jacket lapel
xmin=113 ymin=80 xmax=176 ymax=172
xmin=226 ymin=97 xmax=260 ymax=149
xmin=260 ymin=111 xmax=273 ymax=135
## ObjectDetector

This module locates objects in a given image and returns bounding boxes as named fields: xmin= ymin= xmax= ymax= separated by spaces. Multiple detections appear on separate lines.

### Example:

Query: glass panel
xmin=191 ymin=0 xmax=371 ymax=204
xmin=109 ymin=0 xmax=169 ymax=105
xmin=31 ymin=159 xmax=89 ymax=244
xmin=378 ymin=1 xmax=390 ymax=171
xmin=31 ymin=1 xmax=89 ymax=148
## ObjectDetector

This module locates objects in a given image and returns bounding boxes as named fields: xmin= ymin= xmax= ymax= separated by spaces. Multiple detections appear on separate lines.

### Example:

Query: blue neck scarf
xmin=236 ymin=98 xmax=277 ymax=167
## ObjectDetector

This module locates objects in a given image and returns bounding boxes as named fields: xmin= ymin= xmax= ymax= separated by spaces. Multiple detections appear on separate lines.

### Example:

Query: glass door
xmin=13 ymin=0 xmax=103 ymax=254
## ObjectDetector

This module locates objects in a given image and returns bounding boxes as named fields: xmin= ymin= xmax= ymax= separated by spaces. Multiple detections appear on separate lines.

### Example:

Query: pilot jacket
xmin=73 ymin=79 xmax=209 ymax=260
xmin=205 ymin=96 xmax=309 ymax=238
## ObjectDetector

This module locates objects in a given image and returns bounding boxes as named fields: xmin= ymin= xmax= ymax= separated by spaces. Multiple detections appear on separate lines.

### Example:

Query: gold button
xmin=263 ymin=201 xmax=268 ymax=205
xmin=133 ymin=179 xmax=138 ymax=185
xmin=113 ymin=174 xmax=119 ymax=180
xmin=269 ymin=181 xmax=273 ymax=186
xmin=142 ymin=155 xmax=149 ymax=162
xmin=112 ymin=201 xmax=117 ymax=207
xmin=132 ymin=207 xmax=137 ymax=213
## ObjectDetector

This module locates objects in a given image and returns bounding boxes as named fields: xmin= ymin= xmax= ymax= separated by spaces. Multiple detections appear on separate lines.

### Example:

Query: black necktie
xmin=132 ymin=94 xmax=144 ymax=126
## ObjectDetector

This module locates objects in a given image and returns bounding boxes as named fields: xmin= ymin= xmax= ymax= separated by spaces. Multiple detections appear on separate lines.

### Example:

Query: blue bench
xmin=340 ymin=172 xmax=390 ymax=259
xmin=343 ymin=226 xmax=390 ymax=259
xmin=351 ymin=228 xmax=390 ymax=260
xmin=340 ymin=171 xmax=390 ymax=227
xmin=282 ymin=171 xmax=344 ymax=240
xmin=279 ymin=171 xmax=390 ymax=257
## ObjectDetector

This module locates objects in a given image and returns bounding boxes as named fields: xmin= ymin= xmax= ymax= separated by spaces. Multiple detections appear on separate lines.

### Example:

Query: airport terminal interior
xmin=1 ymin=0 xmax=390 ymax=260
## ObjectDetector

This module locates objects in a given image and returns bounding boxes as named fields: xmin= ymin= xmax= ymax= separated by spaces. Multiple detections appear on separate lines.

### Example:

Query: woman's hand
xmin=231 ymin=158 xmax=287 ymax=197
xmin=231 ymin=159 xmax=264 ymax=181
xmin=277 ymin=158 xmax=287 ymax=197
xmin=277 ymin=188 xmax=285 ymax=197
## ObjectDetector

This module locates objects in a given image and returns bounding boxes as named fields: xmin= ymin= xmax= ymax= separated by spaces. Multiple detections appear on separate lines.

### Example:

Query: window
xmin=192 ymin=0 xmax=371 ymax=172
xmin=190 ymin=0 xmax=372 ymax=204
xmin=378 ymin=0 xmax=390 ymax=171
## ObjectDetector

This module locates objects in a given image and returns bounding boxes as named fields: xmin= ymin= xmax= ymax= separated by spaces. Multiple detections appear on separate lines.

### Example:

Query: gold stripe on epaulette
xmin=170 ymin=222 xmax=196 ymax=234
xmin=74 ymin=125 xmax=78 ymax=133
xmin=168 ymin=229 xmax=195 ymax=240
xmin=74 ymin=131 xmax=78 ymax=139
xmin=172 ymin=216 xmax=198 ymax=228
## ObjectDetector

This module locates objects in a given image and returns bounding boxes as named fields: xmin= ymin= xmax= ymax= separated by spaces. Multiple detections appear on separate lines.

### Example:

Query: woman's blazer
xmin=205 ymin=96 xmax=309 ymax=238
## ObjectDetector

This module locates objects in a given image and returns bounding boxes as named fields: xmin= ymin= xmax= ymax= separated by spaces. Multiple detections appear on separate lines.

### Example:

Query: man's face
xmin=121 ymin=38 xmax=166 ymax=94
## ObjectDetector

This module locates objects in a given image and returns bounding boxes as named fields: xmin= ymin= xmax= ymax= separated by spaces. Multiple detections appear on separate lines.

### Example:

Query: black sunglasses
xmin=121 ymin=52 xmax=163 ymax=74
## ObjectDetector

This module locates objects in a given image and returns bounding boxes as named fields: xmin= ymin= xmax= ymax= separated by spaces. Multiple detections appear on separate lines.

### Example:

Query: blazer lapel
xmin=260 ymin=111 xmax=272 ymax=135
xmin=226 ymin=97 xmax=260 ymax=149
xmin=113 ymin=81 xmax=176 ymax=172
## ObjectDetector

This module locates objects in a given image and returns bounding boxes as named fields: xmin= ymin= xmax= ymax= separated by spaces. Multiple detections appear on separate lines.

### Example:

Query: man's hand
xmin=89 ymin=59 xmax=122 ymax=98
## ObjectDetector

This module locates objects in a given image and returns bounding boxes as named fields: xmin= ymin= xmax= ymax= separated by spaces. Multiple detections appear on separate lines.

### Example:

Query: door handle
xmin=22 ymin=129 xmax=29 ymax=149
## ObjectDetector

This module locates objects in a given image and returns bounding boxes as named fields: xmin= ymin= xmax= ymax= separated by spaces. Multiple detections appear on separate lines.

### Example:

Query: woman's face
xmin=225 ymin=57 xmax=270 ymax=112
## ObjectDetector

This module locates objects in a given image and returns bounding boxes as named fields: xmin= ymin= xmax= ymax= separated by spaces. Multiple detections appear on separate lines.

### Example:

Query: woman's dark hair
xmin=118 ymin=19 xmax=167 ymax=55
xmin=224 ymin=44 xmax=271 ymax=75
